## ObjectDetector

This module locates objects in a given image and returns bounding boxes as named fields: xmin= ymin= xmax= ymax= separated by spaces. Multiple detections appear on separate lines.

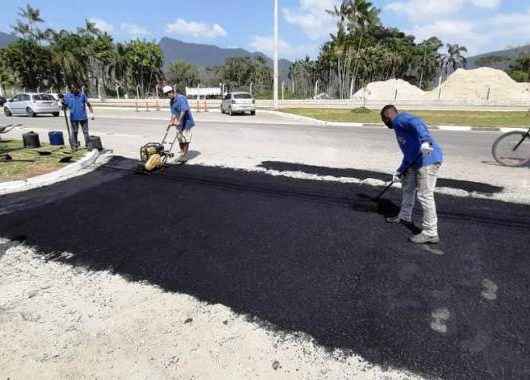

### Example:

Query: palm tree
xmin=13 ymin=4 xmax=44 ymax=41
xmin=417 ymin=37 xmax=443 ymax=89
xmin=441 ymin=43 xmax=468 ymax=78
xmin=327 ymin=0 xmax=381 ymax=98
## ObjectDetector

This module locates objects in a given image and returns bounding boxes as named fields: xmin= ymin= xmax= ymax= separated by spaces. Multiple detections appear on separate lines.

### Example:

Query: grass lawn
xmin=0 ymin=140 xmax=87 ymax=182
xmin=281 ymin=108 xmax=530 ymax=128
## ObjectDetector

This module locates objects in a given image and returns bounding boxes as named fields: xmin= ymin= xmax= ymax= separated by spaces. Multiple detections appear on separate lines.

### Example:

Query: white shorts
xmin=177 ymin=128 xmax=192 ymax=144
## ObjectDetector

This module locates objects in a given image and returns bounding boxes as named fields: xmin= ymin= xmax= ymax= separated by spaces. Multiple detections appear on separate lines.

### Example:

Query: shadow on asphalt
xmin=259 ymin=161 xmax=505 ymax=194
xmin=1 ymin=156 xmax=529 ymax=379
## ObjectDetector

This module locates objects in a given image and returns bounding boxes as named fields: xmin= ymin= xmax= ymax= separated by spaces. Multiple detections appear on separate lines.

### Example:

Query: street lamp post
xmin=273 ymin=0 xmax=279 ymax=109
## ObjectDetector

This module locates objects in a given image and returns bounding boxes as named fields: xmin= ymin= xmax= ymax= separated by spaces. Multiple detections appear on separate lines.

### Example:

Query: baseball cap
xmin=162 ymin=85 xmax=174 ymax=94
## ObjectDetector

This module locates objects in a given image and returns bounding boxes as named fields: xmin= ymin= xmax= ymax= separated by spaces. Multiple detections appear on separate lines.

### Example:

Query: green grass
xmin=0 ymin=140 xmax=87 ymax=182
xmin=281 ymin=108 xmax=530 ymax=128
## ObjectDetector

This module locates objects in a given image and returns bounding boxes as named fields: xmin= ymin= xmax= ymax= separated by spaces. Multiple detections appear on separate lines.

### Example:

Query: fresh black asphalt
xmin=258 ymin=161 xmax=505 ymax=195
xmin=0 ymin=157 xmax=529 ymax=379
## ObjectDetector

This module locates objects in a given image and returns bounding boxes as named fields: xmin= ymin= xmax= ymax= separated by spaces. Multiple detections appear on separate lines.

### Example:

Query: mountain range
xmin=159 ymin=37 xmax=292 ymax=78
xmin=0 ymin=32 xmax=16 ymax=48
xmin=467 ymin=44 xmax=530 ymax=70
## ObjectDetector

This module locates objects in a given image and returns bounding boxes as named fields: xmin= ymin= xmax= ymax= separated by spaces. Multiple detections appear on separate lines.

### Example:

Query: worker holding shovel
xmin=380 ymin=105 xmax=444 ymax=244
xmin=62 ymin=84 xmax=94 ymax=149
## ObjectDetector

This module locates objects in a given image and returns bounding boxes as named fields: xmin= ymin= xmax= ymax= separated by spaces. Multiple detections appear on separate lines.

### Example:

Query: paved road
xmin=2 ymin=109 xmax=529 ymax=378
xmin=1 ymin=158 xmax=529 ymax=379
xmin=2 ymin=109 xmax=528 ymax=196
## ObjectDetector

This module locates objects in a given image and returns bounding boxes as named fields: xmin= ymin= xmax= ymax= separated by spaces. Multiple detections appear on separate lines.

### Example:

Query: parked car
xmin=221 ymin=92 xmax=256 ymax=116
xmin=4 ymin=93 xmax=61 ymax=117
xmin=0 ymin=96 xmax=6 ymax=107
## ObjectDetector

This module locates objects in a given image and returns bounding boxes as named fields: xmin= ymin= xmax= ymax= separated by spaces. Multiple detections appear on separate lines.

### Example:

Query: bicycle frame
xmin=512 ymin=127 xmax=530 ymax=152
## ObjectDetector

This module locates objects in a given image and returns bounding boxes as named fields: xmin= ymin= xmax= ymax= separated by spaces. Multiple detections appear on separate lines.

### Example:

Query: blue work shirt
xmin=392 ymin=112 xmax=444 ymax=173
xmin=64 ymin=93 xmax=89 ymax=121
xmin=170 ymin=94 xmax=195 ymax=129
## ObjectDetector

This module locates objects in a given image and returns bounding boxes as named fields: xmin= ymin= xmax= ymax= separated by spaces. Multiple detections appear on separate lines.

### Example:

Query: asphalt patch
xmin=259 ymin=161 xmax=505 ymax=195
xmin=1 ymin=157 xmax=529 ymax=379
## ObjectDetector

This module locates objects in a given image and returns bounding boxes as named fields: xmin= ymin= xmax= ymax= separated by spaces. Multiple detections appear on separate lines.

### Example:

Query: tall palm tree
xmin=441 ymin=43 xmax=468 ymax=77
xmin=13 ymin=4 xmax=44 ymax=41
xmin=327 ymin=0 xmax=381 ymax=98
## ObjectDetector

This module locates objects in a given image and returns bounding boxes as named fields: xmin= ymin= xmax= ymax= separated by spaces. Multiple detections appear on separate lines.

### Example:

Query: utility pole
xmin=273 ymin=0 xmax=279 ymax=109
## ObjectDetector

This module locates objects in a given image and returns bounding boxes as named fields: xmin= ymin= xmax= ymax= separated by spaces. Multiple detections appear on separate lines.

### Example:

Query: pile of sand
xmin=424 ymin=67 xmax=530 ymax=101
xmin=353 ymin=78 xmax=425 ymax=100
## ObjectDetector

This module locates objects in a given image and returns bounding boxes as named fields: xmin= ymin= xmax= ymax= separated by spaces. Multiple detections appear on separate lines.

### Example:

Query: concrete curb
xmin=0 ymin=149 xmax=109 ymax=196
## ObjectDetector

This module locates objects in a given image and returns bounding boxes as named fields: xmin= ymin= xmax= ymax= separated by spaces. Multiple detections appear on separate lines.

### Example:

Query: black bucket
xmin=22 ymin=131 xmax=41 ymax=148
xmin=87 ymin=136 xmax=103 ymax=151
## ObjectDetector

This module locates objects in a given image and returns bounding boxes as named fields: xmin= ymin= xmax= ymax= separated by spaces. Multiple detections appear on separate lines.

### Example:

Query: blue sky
xmin=1 ymin=0 xmax=529 ymax=59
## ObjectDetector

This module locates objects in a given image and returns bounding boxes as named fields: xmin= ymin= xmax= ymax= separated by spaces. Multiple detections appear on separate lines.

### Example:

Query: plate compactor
xmin=137 ymin=125 xmax=180 ymax=173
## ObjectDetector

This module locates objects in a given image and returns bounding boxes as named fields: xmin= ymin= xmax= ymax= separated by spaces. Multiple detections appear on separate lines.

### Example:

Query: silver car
xmin=221 ymin=92 xmax=256 ymax=116
xmin=4 ymin=93 xmax=61 ymax=117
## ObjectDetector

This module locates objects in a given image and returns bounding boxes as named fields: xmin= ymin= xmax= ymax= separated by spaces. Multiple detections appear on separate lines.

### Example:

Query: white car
xmin=4 ymin=93 xmax=61 ymax=117
xmin=221 ymin=92 xmax=256 ymax=116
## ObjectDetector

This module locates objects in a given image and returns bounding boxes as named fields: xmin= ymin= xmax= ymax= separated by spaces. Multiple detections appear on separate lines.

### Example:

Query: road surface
xmin=1 ymin=109 xmax=529 ymax=379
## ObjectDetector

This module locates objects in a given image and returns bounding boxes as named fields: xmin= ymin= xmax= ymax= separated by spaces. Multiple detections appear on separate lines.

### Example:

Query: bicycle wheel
xmin=492 ymin=131 xmax=530 ymax=167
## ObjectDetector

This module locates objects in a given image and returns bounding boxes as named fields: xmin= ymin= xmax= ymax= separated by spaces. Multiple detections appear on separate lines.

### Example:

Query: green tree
xmin=12 ymin=4 xmax=44 ymax=41
xmin=508 ymin=54 xmax=530 ymax=82
xmin=441 ymin=43 xmax=468 ymax=77
xmin=0 ymin=50 xmax=16 ymax=95
xmin=167 ymin=60 xmax=200 ymax=90
xmin=125 ymin=40 xmax=164 ymax=96
xmin=47 ymin=30 xmax=90 ymax=88
xmin=1 ymin=39 xmax=55 ymax=90
xmin=327 ymin=0 xmax=381 ymax=98
xmin=416 ymin=37 xmax=443 ymax=89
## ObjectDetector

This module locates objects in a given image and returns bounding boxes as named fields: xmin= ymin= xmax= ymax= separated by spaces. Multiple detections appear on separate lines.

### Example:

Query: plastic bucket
xmin=22 ymin=131 xmax=41 ymax=148
xmin=48 ymin=131 xmax=65 ymax=146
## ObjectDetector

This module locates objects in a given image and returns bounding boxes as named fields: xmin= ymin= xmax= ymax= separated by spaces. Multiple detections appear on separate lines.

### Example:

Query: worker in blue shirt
xmin=163 ymin=85 xmax=195 ymax=162
xmin=380 ymin=105 xmax=444 ymax=244
xmin=62 ymin=84 xmax=94 ymax=148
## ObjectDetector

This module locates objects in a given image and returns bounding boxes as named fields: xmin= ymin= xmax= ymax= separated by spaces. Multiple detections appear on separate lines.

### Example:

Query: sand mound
xmin=424 ymin=67 xmax=530 ymax=101
xmin=353 ymin=79 xmax=425 ymax=100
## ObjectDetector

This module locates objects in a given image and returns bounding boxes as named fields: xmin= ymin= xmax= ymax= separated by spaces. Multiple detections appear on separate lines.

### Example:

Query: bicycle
xmin=492 ymin=127 xmax=530 ymax=167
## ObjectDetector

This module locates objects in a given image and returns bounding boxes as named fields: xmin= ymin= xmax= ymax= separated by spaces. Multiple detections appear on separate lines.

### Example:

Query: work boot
xmin=386 ymin=216 xmax=411 ymax=224
xmin=409 ymin=232 xmax=440 ymax=244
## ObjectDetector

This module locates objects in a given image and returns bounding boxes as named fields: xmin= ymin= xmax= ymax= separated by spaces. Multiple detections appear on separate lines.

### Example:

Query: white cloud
xmin=385 ymin=0 xmax=502 ymax=21
xmin=470 ymin=0 xmax=501 ymax=8
xmin=407 ymin=20 xmax=482 ymax=52
xmin=249 ymin=35 xmax=319 ymax=60
xmin=249 ymin=35 xmax=291 ymax=55
xmin=88 ymin=18 xmax=114 ymax=33
xmin=283 ymin=0 xmax=338 ymax=40
xmin=166 ymin=19 xmax=226 ymax=38
xmin=406 ymin=7 xmax=530 ymax=55
xmin=120 ymin=23 xmax=152 ymax=37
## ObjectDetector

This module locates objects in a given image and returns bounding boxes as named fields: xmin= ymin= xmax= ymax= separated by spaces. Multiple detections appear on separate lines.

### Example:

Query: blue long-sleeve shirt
xmin=170 ymin=94 xmax=195 ymax=129
xmin=63 ymin=93 xmax=89 ymax=121
xmin=392 ymin=112 xmax=443 ymax=173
